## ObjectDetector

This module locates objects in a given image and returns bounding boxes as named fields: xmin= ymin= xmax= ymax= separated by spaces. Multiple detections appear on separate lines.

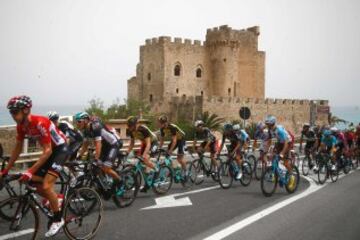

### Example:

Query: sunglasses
xmin=9 ymin=109 xmax=20 ymax=115
xmin=76 ymin=120 xmax=84 ymax=124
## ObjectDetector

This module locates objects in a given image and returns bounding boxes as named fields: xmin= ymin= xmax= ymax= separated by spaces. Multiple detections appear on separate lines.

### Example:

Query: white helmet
xmin=233 ymin=124 xmax=241 ymax=130
xmin=47 ymin=111 xmax=59 ymax=121
xmin=194 ymin=120 xmax=204 ymax=127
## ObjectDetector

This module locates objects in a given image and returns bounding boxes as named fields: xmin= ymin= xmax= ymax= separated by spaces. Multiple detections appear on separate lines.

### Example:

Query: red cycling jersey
xmin=16 ymin=115 xmax=66 ymax=148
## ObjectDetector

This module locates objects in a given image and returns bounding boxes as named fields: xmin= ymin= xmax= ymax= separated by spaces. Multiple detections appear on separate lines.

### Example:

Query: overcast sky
xmin=0 ymin=0 xmax=359 ymax=108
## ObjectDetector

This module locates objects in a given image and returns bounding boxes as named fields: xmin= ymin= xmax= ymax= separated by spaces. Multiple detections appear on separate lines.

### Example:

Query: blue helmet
xmin=323 ymin=130 xmax=332 ymax=137
xmin=223 ymin=123 xmax=233 ymax=131
xmin=74 ymin=112 xmax=90 ymax=121
xmin=265 ymin=115 xmax=276 ymax=125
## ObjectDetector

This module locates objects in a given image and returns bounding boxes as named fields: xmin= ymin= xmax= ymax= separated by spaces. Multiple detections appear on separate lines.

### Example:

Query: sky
xmin=0 ymin=0 xmax=359 ymax=108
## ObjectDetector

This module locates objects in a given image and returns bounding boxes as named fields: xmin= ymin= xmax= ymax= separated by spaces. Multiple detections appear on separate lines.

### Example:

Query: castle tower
xmin=205 ymin=25 xmax=265 ymax=98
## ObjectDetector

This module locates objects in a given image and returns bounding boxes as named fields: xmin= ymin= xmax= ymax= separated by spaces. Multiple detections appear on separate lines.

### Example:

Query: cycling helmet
xmin=256 ymin=122 xmax=265 ymax=131
xmin=127 ymin=116 xmax=138 ymax=126
xmin=47 ymin=111 xmax=59 ymax=121
xmin=194 ymin=120 xmax=204 ymax=128
xmin=303 ymin=123 xmax=310 ymax=128
xmin=330 ymin=127 xmax=338 ymax=134
xmin=74 ymin=112 xmax=90 ymax=121
xmin=158 ymin=115 xmax=168 ymax=123
xmin=323 ymin=130 xmax=332 ymax=137
xmin=7 ymin=95 xmax=32 ymax=110
xmin=223 ymin=123 xmax=233 ymax=131
xmin=265 ymin=115 xmax=276 ymax=125
xmin=233 ymin=124 xmax=241 ymax=130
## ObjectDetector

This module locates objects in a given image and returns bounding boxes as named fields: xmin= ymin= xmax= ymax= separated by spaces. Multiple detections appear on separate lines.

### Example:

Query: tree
xmin=329 ymin=113 xmax=347 ymax=126
xmin=198 ymin=111 xmax=225 ymax=131
xmin=85 ymin=97 xmax=106 ymax=119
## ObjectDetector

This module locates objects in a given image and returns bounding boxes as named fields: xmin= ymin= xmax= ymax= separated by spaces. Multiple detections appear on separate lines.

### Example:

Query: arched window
xmin=196 ymin=68 xmax=202 ymax=78
xmin=201 ymin=91 xmax=204 ymax=96
xmin=149 ymin=94 xmax=153 ymax=102
xmin=228 ymin=88 xmax=231 ymax=96
xmin=147 ymin=73 xmax=151 ymax=81
xmin=176 ymin=88 xmax=179 ymax=94
xmin=174 ymin=64 xmax=181 ymax=76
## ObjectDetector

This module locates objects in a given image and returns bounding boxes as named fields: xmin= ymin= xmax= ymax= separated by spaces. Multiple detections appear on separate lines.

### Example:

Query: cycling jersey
xmin=254 ymin=129 xmax=270 ymax=152
xmin=83 ymin=117 xmax=120 ymax=148
xmin=321 ymin=135 xmax=337 ymax=148
xmin=16 ymin=115 xmax=66 ymax=147
xmin=160 ymin=123 xmax=185 ymax=140
xmin=223 ymin=129 xmax=249 ymax=143
xmin=301 ymin=128 xmax=316 ymax=143
xmin=269 ymin=125 xmax=290 ymax=144
xmin=58 ymin=121 xmax=83 ymax=144
xmin=129 ymin=125 xmax=157 ymax=142
xmin=16 ymin=115 xmax=68 ymax=177
xmin=194 ymin=127 xmax=216 ymax=143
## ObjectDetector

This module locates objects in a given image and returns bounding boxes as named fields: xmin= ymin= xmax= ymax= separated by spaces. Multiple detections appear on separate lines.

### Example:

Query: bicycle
xmin=72 ymin=158 xmax=139 ymax=208
xmin=156 ymin=149 xmax=196 ymax=188
xmin=0 ymin=173 xmax=103 ymax=240
xmin=217 ymin=153 xmax=252 ymax=189
xmin=260 ymin=154 xmax=300 ymax=197
xmin=301 ymin=148 xmax=317 ymax=176
xmin=316 ymin=152 xmax=338 ymax=184
xmin=127 ymin=154 xmax=173 ymax=195
xmin=190 ymin=151 xmax=219 ymax=185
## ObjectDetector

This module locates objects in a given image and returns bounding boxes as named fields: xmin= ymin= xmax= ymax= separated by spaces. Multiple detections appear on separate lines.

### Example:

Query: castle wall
xmin=168 ymin=96 xmax=329 ymax=134
xmin=161 ymin=38 xmax=210 ymax=99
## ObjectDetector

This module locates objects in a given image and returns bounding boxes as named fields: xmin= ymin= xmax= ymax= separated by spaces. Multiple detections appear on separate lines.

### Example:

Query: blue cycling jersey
xmin=270 ymin=125 xmax=290 ymax=143
xmin=321 ymin=135 xmax=337 ymax=148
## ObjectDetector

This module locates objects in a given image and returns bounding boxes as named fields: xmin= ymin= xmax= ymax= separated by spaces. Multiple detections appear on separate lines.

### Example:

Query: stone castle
xmin=127 ymin=25 xmax=329 ymax=133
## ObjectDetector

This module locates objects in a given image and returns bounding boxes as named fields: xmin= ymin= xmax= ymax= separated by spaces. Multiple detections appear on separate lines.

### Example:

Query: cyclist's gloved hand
xmin=279 ymin=153 xmax=284 ymax=159
xmin=20 ymin=171 xmax=32 ymax=182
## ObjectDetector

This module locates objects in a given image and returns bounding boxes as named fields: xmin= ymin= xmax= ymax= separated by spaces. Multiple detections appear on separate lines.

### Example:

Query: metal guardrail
xmin=2 ymin=137 xmax=302 ymax=168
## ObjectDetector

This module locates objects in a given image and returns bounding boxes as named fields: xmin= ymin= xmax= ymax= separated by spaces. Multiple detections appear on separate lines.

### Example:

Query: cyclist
xmin=75 ymin=112 xmax=123 ymax=191
xmin=264 ymin=115 xmax=295 ymax=188
xmin=253 ymin=122 xmax=271 ymax=167
xmin=299 ymin=123 xmax=317 ymax=169
xmin=48 ymin=111 xmax=83 ymax=161
xmin=320 ymin=129 xmax=337 ymax=170
xmin=126 ymin=116 xmax=159 ymax=192
xmin=158 ymin=115 xmax=187 ymax=177
xmin=217 ymin=123 xmax=249 ymax=180
xmin=331 ymin=127 xmax=349 ymax=167
xmin=193 ymin=120 xmax=219 ymax=174
xmin=0 ymin=96 xmax=68 ymax=237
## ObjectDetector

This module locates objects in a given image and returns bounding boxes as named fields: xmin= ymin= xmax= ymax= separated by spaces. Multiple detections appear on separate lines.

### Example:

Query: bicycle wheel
xmin=192 ymin=159 xmax=205 ymax=185
xmin=293 ymin=153 xmax=300 ymax=168
xmin=318 ymin=163 xmax=327 ymax=185
xmin=330 ymin=164 xmax=339 ymax=182
xmin=343 ymin=157 xmax=351 ymax=174
xmin=152 ymin=165 xmax=173 ymax=195
xmin=261 ymin=167 xmax=278 ymax=197
xmin=254 ymin=158 xmax=263 ymax=181
xmin=302 ymin=156 xmax=310 ymax=176
xmin=246 ymin=154 xmax=256 ymax=178
xmin=352 ymin=155 xmax=359 ymax=170
xmin=217 ymin=162 xmax=233 ymax=189
xmin=182 ymin=161 xmax=197 ymax=188
xmin=0 ymin=197 xmax=39 ymax=240
xmin=112 ymin=168 xmax=139 ymax=208
xmin=63 ymin=187 xmax=103 ymax=240
xmin=285 ymin=165 xmax=300 ymax=194
xmin=240 ymin=161 xmax=252 ymax=187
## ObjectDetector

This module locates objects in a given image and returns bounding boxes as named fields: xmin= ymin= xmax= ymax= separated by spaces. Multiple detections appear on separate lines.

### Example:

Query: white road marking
xmin=0 ymin=229 xmax=35 ymax=240
xmin=141 ymin=185 xmax=220 ymax=210
xmin=203 ymin=169 xmax=357 ymax=240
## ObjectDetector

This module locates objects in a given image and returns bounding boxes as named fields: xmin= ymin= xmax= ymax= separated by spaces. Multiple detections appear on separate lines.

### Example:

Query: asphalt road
xmin=0 ymin=160 xmax=359 ymax=240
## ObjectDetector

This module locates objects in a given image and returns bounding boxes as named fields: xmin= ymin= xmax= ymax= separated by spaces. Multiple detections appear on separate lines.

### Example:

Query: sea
xmin=0 ymin=105 xmax=359 ymax=129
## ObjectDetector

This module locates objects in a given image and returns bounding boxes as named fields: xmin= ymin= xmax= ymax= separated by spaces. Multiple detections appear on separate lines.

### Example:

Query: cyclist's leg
xmin=176 ymin=140 xmax=187 ymax=171
xmin=209 ymin=141 xmax=219 ymax=169
xmin=100 ymin=145 xmax=121 ymax=181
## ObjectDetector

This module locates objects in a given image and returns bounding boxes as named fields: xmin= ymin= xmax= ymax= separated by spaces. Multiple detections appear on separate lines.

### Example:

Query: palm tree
xmin=198 ymin=111 xmax=225 ymax=131
xmin=329 ymin=113 xmax=347 ymax=126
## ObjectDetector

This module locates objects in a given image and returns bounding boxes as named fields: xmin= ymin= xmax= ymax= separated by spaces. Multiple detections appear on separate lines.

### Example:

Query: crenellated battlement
xmin=205 ymin=25 xmax=260 ymax=46
xmin=144 ymin=36 xmax=204 ymax=47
